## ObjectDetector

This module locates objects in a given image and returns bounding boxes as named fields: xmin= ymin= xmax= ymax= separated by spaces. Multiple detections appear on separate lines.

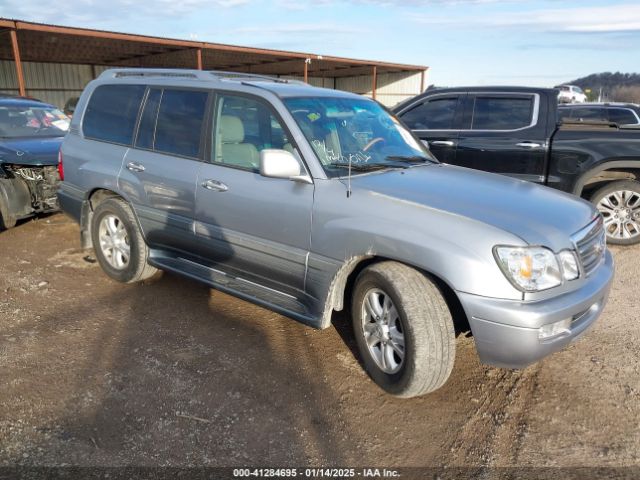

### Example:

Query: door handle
xmin=430 ymin=140 xmax=456 ymax=147
xmin=201 ymin=179 xmax=228 ymax=192
xmin=516 ymin=142 xmax=542 ymax=149
xmin=126 ymin=162 xmax=145 ymax=172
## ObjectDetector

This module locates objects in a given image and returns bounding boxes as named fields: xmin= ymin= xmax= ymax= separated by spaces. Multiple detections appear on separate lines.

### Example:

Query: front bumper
xmin=457 ymin=250 xmax=614 ymax=369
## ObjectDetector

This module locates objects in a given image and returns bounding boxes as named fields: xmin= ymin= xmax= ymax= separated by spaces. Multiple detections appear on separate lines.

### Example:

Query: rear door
xmin=118 ymin=87 xmax=209 ymax=255
xmin=395 ymin=93 xmax=464 ymax=163
xmin=453 ymin=92 xmax=548 ymax=183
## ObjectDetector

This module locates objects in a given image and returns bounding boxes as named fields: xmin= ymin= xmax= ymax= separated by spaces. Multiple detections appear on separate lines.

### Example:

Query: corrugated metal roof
xmin=0 ymin=18 xmax=428 ymax=77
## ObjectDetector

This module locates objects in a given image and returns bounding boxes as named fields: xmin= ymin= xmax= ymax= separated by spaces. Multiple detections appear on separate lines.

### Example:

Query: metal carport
xmin=0 ymin=18 xmax=428 ymax=107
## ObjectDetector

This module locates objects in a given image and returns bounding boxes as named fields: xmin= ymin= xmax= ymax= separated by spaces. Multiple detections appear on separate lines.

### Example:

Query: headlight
xmin=494 ymin=246 xmax=562 ymax=292
xmin=558 ymin=250 xmax=579 ymax=281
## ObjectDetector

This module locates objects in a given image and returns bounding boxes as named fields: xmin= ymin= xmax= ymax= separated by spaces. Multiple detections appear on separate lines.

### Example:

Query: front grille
xmin=573 ymin=216 xmax=606 ymax=277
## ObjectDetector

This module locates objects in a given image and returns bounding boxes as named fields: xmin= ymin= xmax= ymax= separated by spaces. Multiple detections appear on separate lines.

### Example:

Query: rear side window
xmin=400 ymin=97 xmax=458 ymax=130
xmin=154 ymin=89 xmax=207 ymax=158
xmin=83 ymin=85 xmax=145 ymax=145
xmin=608 ymin=108 xmax=638 ymax=125
xmin=134 ymin=88 xmax=208 ymax=157
xmin=569 ymin=107 xmax=607 ymax=122
xmin=471 ymin=96 xmax=534 ymax=130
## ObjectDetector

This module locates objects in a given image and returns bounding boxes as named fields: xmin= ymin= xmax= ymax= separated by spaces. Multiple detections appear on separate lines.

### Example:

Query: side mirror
xmin=260 ymin=149 xmax=307 ymax=181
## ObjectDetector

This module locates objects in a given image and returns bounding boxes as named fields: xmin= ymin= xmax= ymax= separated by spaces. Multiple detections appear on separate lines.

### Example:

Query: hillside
xmin=564 ymin=72 xmax=640 ymax=102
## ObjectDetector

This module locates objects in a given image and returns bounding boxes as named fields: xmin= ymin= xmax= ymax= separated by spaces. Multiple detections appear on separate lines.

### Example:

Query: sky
xmin=1 ymin=0 xmax=639 ymax=87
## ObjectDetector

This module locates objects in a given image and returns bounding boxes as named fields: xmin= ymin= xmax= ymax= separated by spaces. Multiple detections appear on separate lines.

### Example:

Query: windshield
xmin=284 ymin=96 xmax=435 ymax=177
xmin=0 ymin=105 xmax=70 ymax=138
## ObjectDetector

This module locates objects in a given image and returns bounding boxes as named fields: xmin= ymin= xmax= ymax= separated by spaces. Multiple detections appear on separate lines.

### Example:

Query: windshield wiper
xmin=326 ymin=162 xmax=407 ymax=171
xmin=384 ymin=155 xmax=436 ymax=164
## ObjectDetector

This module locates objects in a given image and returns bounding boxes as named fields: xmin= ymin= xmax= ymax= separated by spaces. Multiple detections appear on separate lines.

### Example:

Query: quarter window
xmin=83 ymin=85 xmax=145 ymax=145
xmin=400 ymin=97 xmax=458 ymax=130
xmin=608 ymin=108 xmax=638 ymax=125
xmin=472 ymin=96 xmax=534 ymax=130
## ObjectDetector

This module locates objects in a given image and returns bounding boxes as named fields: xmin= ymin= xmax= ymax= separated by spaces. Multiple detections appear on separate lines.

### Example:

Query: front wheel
xmin=591 ymin=180 xmax=640 ymax=245
xmin=351 ymin=261 xmax=455 ymax=398
xmin=91 ymin=197 xmax=158 ymax=282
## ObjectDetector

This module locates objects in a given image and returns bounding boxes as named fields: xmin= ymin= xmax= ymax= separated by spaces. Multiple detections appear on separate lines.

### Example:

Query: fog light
xmin=539 ymin=318 xmax=572 ymax=339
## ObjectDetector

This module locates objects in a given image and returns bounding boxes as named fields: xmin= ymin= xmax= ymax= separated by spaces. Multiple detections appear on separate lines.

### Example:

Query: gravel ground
xmin=0 ymin=214 xmax=639 ymax=473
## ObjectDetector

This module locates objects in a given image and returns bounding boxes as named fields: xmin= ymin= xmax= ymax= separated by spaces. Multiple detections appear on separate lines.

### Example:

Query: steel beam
xmin=372 ymin=65 xmax=377 ymax=100
xmin=9 ymin=29 xmax=25 ymax=97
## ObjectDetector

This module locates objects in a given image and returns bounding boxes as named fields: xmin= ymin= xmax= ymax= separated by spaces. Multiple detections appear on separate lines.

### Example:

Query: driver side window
xmin=212 ymin=94 xmax=295 ymax=171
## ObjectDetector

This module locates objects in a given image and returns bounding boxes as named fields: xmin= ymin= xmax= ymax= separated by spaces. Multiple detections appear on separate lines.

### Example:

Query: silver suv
xmin=59 ymin=69 xmax=614 ymax=397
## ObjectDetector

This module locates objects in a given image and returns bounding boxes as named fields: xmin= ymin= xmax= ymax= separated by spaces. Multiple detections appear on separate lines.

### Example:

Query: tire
xmin=90 ymin=197 xmax=157 ymax=283
xmin=351 ymin=261 xmax=455 ymax=398
xmin=0 ymin=198 xmax=16 ymax=230
xmin=591 ymin=180 xmax=640 ymax=245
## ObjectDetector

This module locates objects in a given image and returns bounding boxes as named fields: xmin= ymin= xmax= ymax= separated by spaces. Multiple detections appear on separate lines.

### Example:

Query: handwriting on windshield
xmin=312 ymin=139 xmax=371 ymax=164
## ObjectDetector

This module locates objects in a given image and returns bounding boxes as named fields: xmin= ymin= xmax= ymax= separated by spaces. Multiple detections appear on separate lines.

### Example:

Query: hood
xmin=0 ymin=137 xmax=63 ymax=167
xmin=350 ymin=163 xmax=598 ymax=250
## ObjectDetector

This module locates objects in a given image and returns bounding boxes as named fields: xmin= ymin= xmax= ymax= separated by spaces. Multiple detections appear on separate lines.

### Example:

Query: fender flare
xmin=82 ymin=188 xmax=147 ymax=249
xmin=573 ymin=160 xmax=640 ymax=196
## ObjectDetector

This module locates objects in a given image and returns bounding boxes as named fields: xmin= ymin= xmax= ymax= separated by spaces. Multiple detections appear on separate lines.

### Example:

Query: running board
xmin=147 ymin=251 xmax=320 ymax=328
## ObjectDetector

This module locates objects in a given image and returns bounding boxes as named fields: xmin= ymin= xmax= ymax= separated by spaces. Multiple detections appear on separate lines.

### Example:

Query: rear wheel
xmin=591 ymin=180 xmax=640 ymax=245
xmin=351 ymin=261 xmax=455 ymax=398
xmin=91 ymin=197 xmax=157 ymax=282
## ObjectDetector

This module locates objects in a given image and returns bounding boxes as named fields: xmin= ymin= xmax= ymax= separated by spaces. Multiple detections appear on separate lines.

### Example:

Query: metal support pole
xmin=420 ymin=70 xmax=425 ymax=92
xmin=10 ymin=29 xmax=26 ymax=97
xmin=304 ymin=59 xmax=309 ymax=83
xmin=196 ymin=48 xmax=203 ymax=70
xmin=372 ymin=65 xmax=377 ymax=100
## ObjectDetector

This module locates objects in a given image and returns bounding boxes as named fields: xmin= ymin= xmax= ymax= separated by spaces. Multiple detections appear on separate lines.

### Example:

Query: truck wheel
xmin=91 ymin=197 xmax=157 ymax=283
xmin=591 ymin=180 xmax=640 ymax=245
xmin=351 ymin=261 xmax=455 ymax=398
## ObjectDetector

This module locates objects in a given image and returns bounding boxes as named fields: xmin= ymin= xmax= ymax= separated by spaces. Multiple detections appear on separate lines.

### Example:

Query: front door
xmin=194 ymin=92 xmax=313 ymax=294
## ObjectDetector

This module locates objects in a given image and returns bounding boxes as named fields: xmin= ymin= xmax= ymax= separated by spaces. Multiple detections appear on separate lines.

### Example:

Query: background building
xmin=0 ymin=19 xmax=427 ymax=109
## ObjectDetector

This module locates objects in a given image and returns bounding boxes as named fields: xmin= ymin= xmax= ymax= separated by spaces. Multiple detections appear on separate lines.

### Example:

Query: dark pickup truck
xmin=393 ymin=87 xmax=640 ymax=245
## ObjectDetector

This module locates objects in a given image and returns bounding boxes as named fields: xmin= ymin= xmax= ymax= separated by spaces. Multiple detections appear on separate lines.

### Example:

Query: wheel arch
xmin=573 ymin=160 xmax=640 ymax=196
xmin=321 ymin=255 xmax=469 ymax=334
xmin=81 ymin=188 xmax=145 ymax=249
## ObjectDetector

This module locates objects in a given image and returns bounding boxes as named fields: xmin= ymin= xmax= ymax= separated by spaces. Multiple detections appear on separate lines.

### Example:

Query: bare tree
xmin=611 ymin=85 xmax=640 ymax=103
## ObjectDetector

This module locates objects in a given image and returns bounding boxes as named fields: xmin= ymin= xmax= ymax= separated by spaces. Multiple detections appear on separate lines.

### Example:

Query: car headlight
xmin=494 ymin=246 xmax=562 ymax=292
xmin=557 ymin=250 xmax=580 ymax=281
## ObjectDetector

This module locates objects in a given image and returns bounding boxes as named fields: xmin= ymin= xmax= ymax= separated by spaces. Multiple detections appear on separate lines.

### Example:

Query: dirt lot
xmin=0 ymin=213 xmax=639 ymax=471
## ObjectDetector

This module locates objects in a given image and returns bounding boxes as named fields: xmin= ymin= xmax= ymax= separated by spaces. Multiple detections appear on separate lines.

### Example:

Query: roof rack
xmin=208 ymin=70 xmax=304 ymax=84
xmin=98 ymin=68 xmax=308 ymax=85
xmin=100 ymin=69 xmax=205 ymax=79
